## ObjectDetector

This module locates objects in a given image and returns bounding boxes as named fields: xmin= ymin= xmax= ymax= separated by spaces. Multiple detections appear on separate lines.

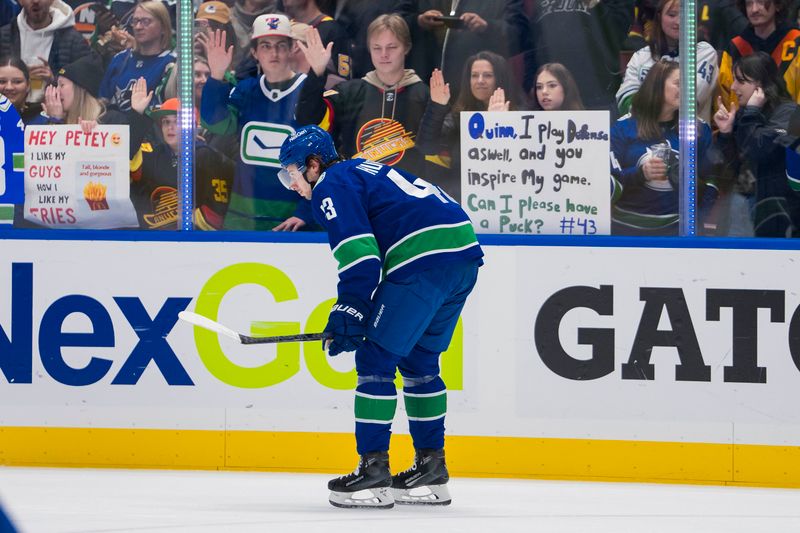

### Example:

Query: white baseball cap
xmin=251 ymin=14 xmax=292 ymax=40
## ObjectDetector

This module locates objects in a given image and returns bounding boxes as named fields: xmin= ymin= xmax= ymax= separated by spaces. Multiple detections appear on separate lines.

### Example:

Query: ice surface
xmin=1 ymin=467 xmax=800 ymax=533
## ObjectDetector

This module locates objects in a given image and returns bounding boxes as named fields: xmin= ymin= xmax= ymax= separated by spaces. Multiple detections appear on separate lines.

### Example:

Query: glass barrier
xmin=1 ymin=0 xmax=797 ymax=239
xmin=0 ymin=0 xmax=181 ymax=230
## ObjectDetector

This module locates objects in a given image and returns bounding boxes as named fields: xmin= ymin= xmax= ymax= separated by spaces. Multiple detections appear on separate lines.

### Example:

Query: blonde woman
xmin=38 ymin=53 xmax=106 ymax=125
xmin=38 ymin=54 xmax=148 ymax=155
xmin=98 ymin=0 xmax=175 ymax=112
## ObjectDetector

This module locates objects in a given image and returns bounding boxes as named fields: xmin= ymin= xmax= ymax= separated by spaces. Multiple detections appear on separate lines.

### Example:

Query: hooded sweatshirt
xmin=296 ymin=68 xmax=430 ymax=176
xmin=17 ymin=0 xmax=75 ymax=101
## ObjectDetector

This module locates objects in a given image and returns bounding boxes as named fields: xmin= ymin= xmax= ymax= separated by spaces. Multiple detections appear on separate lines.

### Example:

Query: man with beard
xmin=0 ymin=0 xmax=90 ymax=102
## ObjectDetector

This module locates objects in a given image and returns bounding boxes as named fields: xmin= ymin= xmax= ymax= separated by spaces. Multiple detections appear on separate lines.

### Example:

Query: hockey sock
xmin=354 ymin=381 xmax=397 ymax=455
xmin=404 ymin=376 xmax=446 ymax=450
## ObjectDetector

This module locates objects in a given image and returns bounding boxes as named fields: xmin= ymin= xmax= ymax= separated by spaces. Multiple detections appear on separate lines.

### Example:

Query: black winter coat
xmin=718 ymin=101 xmax=800 ymax=237
xmin=0 ymin=20 xmax=90 ymax=76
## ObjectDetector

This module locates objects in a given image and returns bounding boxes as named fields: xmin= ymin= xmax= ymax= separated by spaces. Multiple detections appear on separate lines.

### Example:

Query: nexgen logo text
xmin=0 ymin=263 xmax=464 ymax=389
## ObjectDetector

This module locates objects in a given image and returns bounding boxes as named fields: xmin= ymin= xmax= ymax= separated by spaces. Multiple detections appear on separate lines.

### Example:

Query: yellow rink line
xmin=1 ymin=427 xmax=799 ymax=488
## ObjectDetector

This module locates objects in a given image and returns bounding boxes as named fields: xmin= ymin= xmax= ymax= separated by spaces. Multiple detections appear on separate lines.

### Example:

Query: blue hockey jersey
xmin=610 ymin=115 xmax=717 ymax=234
xmin=0 ymin=95 xmax=24 ymax=226
xmin=311 ymin=158 xmax=484 ymax=304
xmin=99 ymin=49 xmax=175 ymax=112
xmin=201 ymin=73 xmax=313 ymax=230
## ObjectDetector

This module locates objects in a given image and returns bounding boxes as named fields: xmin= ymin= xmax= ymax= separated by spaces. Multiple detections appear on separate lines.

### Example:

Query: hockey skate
xmin=391 ymin=448 xmax=451 ymax=505
xmin=328 ymin=451 xmax=394 ymax=509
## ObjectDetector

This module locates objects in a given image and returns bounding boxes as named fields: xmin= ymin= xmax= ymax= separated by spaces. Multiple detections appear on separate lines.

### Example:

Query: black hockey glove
xmin=323 ymin=297 xmax=369 ymax=356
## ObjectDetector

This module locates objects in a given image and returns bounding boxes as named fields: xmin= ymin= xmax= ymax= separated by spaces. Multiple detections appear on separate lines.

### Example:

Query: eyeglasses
xmin=131 ymin=17 xmax=156 ymax=27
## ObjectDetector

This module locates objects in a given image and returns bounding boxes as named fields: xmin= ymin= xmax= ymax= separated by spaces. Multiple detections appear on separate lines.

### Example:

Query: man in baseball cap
xmin=196 ymin=1 xmax=231 ymax=24
xmin=199 ymin=14 xmax=317 ymax=230
xmin=194 ymin=1 xmax=241 ymax=64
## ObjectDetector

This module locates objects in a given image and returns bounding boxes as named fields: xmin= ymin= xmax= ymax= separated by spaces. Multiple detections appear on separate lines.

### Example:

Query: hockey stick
xmin=179 ymin=311 xmax=325 ymax=345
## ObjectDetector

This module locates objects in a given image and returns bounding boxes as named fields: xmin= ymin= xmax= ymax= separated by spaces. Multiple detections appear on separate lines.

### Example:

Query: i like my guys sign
xmin=24 ymin=124 xmax=138 ymax=229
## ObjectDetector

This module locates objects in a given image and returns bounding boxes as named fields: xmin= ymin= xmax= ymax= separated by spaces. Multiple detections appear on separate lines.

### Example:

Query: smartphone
xmin=194 ymin=18 xmax=210 ymax=33
xmin=432 ymin=15 xmax=464 ymax=29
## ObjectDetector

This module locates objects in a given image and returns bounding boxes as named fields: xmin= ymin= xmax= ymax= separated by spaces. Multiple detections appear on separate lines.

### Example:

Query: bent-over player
xmin=279 ymin=125 xmax=483 ymax=509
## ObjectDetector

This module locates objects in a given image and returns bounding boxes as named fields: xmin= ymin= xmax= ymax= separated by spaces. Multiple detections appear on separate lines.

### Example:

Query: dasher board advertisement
xmin=1 ymin=238 xmax=799 ymax=449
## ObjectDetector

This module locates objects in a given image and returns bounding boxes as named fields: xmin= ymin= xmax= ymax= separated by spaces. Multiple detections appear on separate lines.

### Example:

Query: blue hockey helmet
xmin=278 ymin=125 xmax=339 ymax=189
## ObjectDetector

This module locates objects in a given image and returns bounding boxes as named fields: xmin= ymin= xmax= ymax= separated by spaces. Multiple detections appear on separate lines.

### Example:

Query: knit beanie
xmin=58 ymin=53 xmax=104 ymax=98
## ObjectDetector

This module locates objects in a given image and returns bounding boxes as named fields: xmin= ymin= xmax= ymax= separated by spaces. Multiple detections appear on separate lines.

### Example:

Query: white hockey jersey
xmin=616 ymin=42 xmax=718 ymax=122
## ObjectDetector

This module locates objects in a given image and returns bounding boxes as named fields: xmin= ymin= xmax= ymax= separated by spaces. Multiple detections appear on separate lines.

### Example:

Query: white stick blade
xmin=178 ymin=311 xmax=241 ymax=342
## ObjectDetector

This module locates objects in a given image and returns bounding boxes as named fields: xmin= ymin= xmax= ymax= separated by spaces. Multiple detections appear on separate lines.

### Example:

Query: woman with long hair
xmin=37 ymin=53 xmax=107 ymax=125
xmin=415 ymin=50 xmax=523 ymax=201
xmin=714 ymin=51 xmax=800 ymax=237
xmin=530 ymin=62 xmax=584 ymax=111
xmin=450 ymin=51 xmax=523 ymax=115
xmin=0 ymin=55 xmax=42 ymax=123
xmin=23 ymin=54 xmax=150 ymax=229
xmin=611 ymin=59 xmax=717 ymax=235
xmin=616 ymin=0 xmax=717 ymax=121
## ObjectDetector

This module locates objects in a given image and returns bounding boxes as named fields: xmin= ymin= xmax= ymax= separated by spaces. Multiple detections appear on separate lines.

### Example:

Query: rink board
xmin=1 ymin=232 xmax=800 ymax=487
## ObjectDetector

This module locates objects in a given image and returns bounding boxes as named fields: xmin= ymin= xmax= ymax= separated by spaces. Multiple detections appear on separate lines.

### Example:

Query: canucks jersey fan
xmin=201 ymin=14 xmax=315 ymax=231
xmin=279 ymin=125 xmax=483 ymax=509
xmin=295 ymin=14 xmax=430 ymax=177
xmin=616 ymin=0 xmax=718 ymax=122
xmin=127 ymin=92 xmax=234 ymax=230
xmin=611 ymin=61 xmax=718 ymax=235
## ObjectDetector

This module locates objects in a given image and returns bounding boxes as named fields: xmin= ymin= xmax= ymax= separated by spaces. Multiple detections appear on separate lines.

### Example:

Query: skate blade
xmin=393 ymin=484 xmax=451 ymax=505
xmin=329 ymin=487 xmax=394 ymax=509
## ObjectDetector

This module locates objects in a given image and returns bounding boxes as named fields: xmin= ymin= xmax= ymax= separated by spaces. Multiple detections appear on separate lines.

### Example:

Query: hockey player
xmin=201 ymin=13 xmax=314 ymax=231
xmin=278 ymin=125 xmax=484 ymax=509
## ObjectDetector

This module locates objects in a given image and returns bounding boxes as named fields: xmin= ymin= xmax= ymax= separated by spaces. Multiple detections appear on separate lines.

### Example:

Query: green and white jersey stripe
xmin=333 ymin=233 xmax=381 ymax=273
xmin=788 ymin=170 xmax=800 ymax=193
xmin=384 ymin=221 xmax=479 ymax=276
xmin=612 ymin=205 xmax=679 ymax=231
xmin=404 ymin=390 xmax=446 ymax=422
xmin=0 ymin=204 xmax=13 ymax=225
xmin=354 ymin=391 xmax=397 ymax=424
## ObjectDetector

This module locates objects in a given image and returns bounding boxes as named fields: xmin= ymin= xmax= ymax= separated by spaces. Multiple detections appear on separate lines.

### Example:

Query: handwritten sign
xmin=24 ymin=124 xmax=138 ymax=229
xmin=0 ymin=96 xmax=25 ymax=226
xmin=460 ymin=111 xmax=610 ymax=235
